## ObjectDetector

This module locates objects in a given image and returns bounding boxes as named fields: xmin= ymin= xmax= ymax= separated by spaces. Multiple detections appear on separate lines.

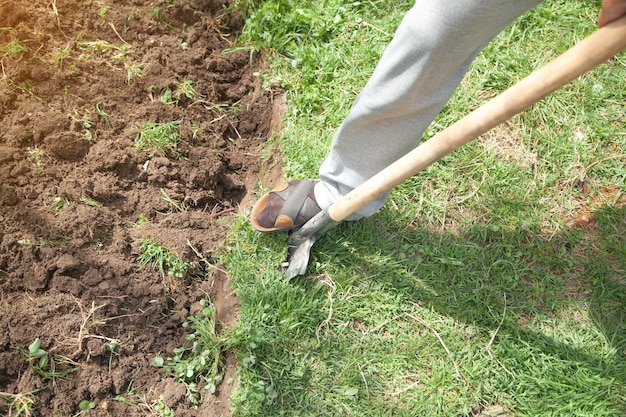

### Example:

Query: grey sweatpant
xmin=315 ymin=0 xmax=543 ymax=218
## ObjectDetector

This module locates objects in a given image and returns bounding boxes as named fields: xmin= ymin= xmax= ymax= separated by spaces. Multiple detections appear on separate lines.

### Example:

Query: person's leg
xmin=316 ymin=0 xmax=543 ymax=218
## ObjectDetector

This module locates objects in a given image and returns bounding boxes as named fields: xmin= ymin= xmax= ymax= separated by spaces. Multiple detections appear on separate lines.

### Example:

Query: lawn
xmin=220 ymin=0 xmax=625 ymax=415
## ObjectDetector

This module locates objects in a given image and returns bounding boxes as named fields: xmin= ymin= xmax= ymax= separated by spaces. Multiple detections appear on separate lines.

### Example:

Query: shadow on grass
xmin=306 ymin=203 xmax=625 ymax=412
xmin=230 ymin=202 xmax=624 ymax=415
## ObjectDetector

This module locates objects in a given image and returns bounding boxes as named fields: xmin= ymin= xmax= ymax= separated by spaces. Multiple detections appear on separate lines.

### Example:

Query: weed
xmin=24 ymin=338 xmax=73 ymax=381
xmin=0 ymin=389 xmax=44 ymax=417
xmin=159 ymin=86 xmax=177 ymax=105
xmin=76 ymin=35 xmax=145 ymax=84
xmin=68 ymin=110 xmax=95 ymax=140
xmin=51 ymin=197 xmax=70 ymax=213
xmin=79 ymin=196 xmax=102 ymax=207
xmin=95 ymin=103 xmax=111 ymax=128
xmin=98 ymin=6 xmax=111 ymax=21
xmin=152 ymin=301 xmax=230 ymax=404
xmin=26 ymin=147 xmax=45 ymax=171
xmin=74 ymin=400 xmax=95 ymax=416
xmin=134 ymin=120 xmax=182 ymax=158
xmin=151 ymin=395 xmax=174 ymax=417
xmin=122 ymin=214 xmax=150 ymax=230
xmin=111 ymin=394 xmax=136 ymax=407
xmin=160 ymin=188 xmax=188 ymax=212
xmin=175 ymin=79 xmax=198 ymax=101
xmin=149 ymin=7 xmax=165 ymax=21
xmin=17 ymin=236 xmax=71 ymax=254
xmin=123 ymin=8 xmax=137 ymax=34
xmin=77 ymin=38 xmax=131 ymax=54
xmin=125 ymin=61 xmax=147 ymax=84
xmin=106 ymin=340 xmax=119 ymax=373
xmin=158 ymin=80 xmax=198 ymax=106
xmin=27 ymin=338 xmax=49 ymax=369
xmin=51 ymin=46 xmax=71 ymax=68
xmin=137 ymin=237 xmax=189 ymax=279
xmin=0 ymin=33 xmax=29 ymax=59
xmin=190 ymin=123 xmax=201 ymax=140
xmin=13 ymin=80 xmax=40 ymax=100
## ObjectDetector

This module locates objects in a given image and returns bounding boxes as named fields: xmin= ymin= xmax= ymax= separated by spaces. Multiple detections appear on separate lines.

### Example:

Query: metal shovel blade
xmin=284 ymin=209 xmax=340 ymax=279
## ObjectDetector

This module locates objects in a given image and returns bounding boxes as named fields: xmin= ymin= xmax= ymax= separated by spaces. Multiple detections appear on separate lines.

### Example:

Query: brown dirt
xmin=0 ymin=1 xmax=282 ymax=415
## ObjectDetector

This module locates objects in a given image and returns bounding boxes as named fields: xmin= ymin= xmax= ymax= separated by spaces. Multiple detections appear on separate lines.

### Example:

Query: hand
xmin=598 ymin=0 xmax=626 ymax=26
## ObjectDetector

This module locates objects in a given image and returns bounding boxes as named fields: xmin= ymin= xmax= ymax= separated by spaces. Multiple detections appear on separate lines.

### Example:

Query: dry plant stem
xmin=359 ymin=20 xmax=391 ymax=37
xmin=187 ymin=240 xmax=229 ymax=275
xmin=357 ymin=363 xmax=370 ymax=398
xmin=391 ymin=379 xmax=421 ymax=397
xmin=74 ymin=299 xmax=108 ymax=356
xmin=315 ymin=274 xmax=337 ymax=341
xmin=50 ymin=0 xmax=68 ymax=40
xmin=571 ymin=154 xmax=626 ymax=184
xmin=486 ymin=293 xmax=507 ymax=351
xmin=0 ymin=391 xmax=35 ymax=417
xmin=486 ymin=293 xmax=516 ymax=378
xmin=109 ymin=22 xmax=128 ymax=44
xmin=368 ymin=314 xmax=404 ymax=333
xmin=406 ymin=312 xmax=462 ymax=380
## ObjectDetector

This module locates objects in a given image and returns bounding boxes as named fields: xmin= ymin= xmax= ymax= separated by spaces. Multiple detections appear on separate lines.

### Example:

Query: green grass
xmin=152 ymin=300 xmax=231 ymax=406
xmin=134 ymin=120 xmax=182 ymax=158
xmin=137 ymin=237 xmax=189 ymax=279
xmin=0 ymin=36 xmax=29 ymax=59
xmin=207 ymin=0 xmax=626 ymax=416
xmin=0 ymin=389 xmax=42 ymax=417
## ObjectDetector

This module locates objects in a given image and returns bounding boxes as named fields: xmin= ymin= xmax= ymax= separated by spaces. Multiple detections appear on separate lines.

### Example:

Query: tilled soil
xmin=0 ymin=1 xmax=281 ymax=415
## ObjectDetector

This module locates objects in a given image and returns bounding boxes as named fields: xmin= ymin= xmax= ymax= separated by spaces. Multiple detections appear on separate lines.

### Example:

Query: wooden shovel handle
xmin=328 ymin=15 xmax=626 ymax=222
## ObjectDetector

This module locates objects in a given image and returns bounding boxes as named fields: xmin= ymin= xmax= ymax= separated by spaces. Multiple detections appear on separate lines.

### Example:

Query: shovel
xmin=284 ymin=15 xmax=626 ymax=279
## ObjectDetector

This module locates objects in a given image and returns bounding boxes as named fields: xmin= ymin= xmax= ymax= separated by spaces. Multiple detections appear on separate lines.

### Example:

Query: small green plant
xmin=127 ymin=213 xmax=149 ymax=229
xmin=151 ymin=395 xmax=174 ymax=417
xmin=95 ymin=103 xmax=111 ymax=128
xmin=11 ymin=79 xmax=40 ymax=100
xmin=77 ymin=38 xmax=131 ymax=54
xmin=74 ymin=399 xmax=95 ymax=416
xmin=51 ymin=196 xmax=70 ymax=213
xmin=111 ymin=394 xmax=136 ymax=407
xmin=134 ymin=120 xmax=182 ymax=158
xmin=17 ymin=236 xmax=71 ymax=254
xmin=125 ymin=61 xmax=147 ymax=84
xmin=149 ymin=7 xmax=165 ymax=21
xmin=68 ymin=110 xmax=95 ymax=140
xmin=51 ymin=46 xmax=71 ymax=68
xmin=110 ymin=383 xmax=139 ymax=407
xmin=28 ymin=338 xmax=49 ymax=369
xmin=106 ymin=340 xmax=119 ymax=373
xmin=151 ymin=301 xmax=230 ymax=404
xmin=25 ymin=338 xmax=73 ymax=381
xmin=175 ymin=80 xmax=197 ymax=101
xmin=159 ymin=86 xmax=177 ymax=105
xmin=26 ymin=147 xmax=45 ymax=171
xmin=0 ymin=389 xmax=44 ymax=417
xmin=1 ymin=35 xmax=29 ymax=59
xmin=160 ymin=188 xmax=188 ymax=212
xmin=158 ymin=80 xmax=197 ymax=106
xmin=98 ymin=6 xmax=111 ymax=21
xmin=79 ymin=196 xmax=102 ymax=207
xmin=137 ymin=237 xmax=189 ymax=279
xmin=76 ymin=36 xmax=142 ymax=83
